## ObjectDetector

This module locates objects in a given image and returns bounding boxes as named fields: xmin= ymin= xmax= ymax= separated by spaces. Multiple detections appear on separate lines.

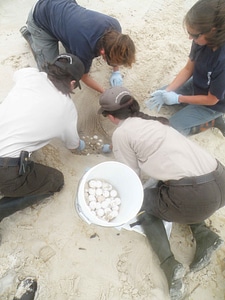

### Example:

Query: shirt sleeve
xmin=60 ymin=100 xmax=80 ymax=150
xmin=112 ymin=128 xmax=141 ymax=177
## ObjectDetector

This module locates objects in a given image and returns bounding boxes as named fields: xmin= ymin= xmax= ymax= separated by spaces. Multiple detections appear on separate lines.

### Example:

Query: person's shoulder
xmin=13 ymin=67 xmax=40 ymax=81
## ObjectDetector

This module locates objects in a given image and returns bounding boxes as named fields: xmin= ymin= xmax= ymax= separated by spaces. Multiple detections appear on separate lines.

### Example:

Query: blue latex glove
xmin=110 ymin=71 xmax=123 ymax=86
xmin=102 ymin=144 xmax=112 ymax=153
xmin=78 ymin=139 xmax=85 ymax=151
xmin=162 ymin=91 xmax=180 ymax=105
xmin=145 ymin=90 xmax=167 ymax=112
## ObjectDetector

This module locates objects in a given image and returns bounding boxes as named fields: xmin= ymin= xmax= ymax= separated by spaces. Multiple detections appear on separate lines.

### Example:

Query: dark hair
xmin=184 ymin=0 xmax=225 ymax=48
xmin=102 ymin=95 xmax=169 ymax=125
xmin=98 ymin=30 xmax=136 ymax=67
xmin=44 ymin=59 xmax=75 ymax=96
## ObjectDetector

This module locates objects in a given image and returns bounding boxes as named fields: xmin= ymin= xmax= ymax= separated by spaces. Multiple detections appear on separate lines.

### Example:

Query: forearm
xmin=178 ymin=93 xmax=219 ymax=105
xmin=166 ymin=59 xmax=194 ymax=92
xmin=81 ymin=73 xmax=105 ymax=93
xmin=166 ymin=68 xmax=192 ymax=92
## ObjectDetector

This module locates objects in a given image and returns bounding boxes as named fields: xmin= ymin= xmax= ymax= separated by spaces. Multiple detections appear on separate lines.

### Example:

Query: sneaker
xmin=13 ymin=277 xmax=37 ymax=300
xmin=214 ymin=115 xmax=225 ymax=136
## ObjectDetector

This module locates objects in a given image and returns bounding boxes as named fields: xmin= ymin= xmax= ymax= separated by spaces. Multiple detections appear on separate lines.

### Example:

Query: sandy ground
xmin=0 ymin=0 xmax=225 ymax=299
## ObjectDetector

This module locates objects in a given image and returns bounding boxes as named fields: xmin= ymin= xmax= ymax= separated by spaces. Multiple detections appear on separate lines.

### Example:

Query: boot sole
xmin=190 ymin=238 xmax=224 ymax=273
xmin=13 ymin=277 xmax=37 ymax=300
xmin=170 ymin=278 xmax=186 ymax=300
xmin=173 ymin=263 xmax=186 ymax=281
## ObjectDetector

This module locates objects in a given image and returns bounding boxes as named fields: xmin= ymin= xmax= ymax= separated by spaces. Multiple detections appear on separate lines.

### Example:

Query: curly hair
xmin=98 ymin=30 xmax=136 ymax=67
xmin=184 ymin=0 xmax=225 ymax=48
xmin=102 ymin=95 xmax=169 ymax=125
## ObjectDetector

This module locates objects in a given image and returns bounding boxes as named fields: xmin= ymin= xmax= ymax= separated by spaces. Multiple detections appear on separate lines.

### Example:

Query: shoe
xmin=214 ymin=115 xmax=225 ymax=136
xmin=13 ymin=277 xmax=37 ymax=300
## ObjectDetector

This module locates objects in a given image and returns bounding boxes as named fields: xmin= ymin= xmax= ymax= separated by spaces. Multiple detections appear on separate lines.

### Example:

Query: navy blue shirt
xmin=190 ymin=41 xmax=225 ymax=112
xmin=33 ymin=0 xmax=121 ymax=73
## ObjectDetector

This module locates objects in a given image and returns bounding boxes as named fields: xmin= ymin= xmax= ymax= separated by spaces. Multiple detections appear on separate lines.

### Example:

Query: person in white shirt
xmin=0 ymin=53 xmax=85 ymax=235
xmin=98 ymin=86 xmax=225 ymax=300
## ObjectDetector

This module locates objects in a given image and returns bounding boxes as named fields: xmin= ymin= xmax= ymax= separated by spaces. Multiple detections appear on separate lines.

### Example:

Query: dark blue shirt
xmin=33 ymin=0 xmax=121 ymax=73
xmin=190 ymin=41 xmax=225 ymax=112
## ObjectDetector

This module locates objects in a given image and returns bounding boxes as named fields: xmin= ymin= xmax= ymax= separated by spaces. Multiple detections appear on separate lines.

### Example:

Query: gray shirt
xmin=112 ymin=117 xmax=217 ymax=181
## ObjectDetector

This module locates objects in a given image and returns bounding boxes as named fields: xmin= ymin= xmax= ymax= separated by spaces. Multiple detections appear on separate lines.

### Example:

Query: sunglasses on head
xmin=56 ymin=54 xmax=73 ymax=64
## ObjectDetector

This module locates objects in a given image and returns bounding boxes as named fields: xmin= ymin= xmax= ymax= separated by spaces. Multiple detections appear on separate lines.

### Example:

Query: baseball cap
xmin=52 ymin=53 xmax=85 ymax=89
xmin=98 ymin=86 xmax=133 ymax=114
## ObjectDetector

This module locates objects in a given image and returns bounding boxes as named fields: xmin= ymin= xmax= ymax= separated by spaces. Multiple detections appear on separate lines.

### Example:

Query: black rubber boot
xmin=13 ymin=277 xmax=37 ymax=300
xmin=189 ymin=222 xmax=224 ymax=272
xmin=0 ymin=194 xmax=51 ymax=222
xmin=138 ymin=213 xmax=186 ymax=300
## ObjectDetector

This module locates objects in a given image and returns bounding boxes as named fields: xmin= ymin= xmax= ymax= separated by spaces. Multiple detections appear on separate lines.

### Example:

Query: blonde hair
xmin=100 ymin=30 xmax=136 ymax=67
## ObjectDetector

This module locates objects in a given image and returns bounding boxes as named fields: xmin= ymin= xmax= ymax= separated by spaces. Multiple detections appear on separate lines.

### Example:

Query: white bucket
xmin=75 ymin=161 xmax=144 ymax=227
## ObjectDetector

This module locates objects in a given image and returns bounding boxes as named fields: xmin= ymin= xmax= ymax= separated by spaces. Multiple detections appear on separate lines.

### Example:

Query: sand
xmin=0 ymin=0 xmax=225 ymax=299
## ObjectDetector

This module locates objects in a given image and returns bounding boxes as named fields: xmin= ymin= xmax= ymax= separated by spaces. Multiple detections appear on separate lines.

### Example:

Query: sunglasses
xmin=56 ymin=54 xmax=73 ymax=64
xmin=187 ymin=31 xmax=203 ymax=40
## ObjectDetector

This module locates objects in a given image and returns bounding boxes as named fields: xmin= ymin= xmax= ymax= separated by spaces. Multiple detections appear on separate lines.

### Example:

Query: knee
xmin=49 ymin=170 xmax=64 ymax=192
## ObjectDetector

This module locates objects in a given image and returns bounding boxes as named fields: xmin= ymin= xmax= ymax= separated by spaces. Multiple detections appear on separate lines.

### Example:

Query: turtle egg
xmin=104 ymin=207 xmax=112 ymax=215
xmin=97 ymin=195 xmax=105 ymax=202
xmin=110 ymin=189 xmax=117 ymax=197
xmin=88 ymin=180 xmax=97 ymax=188
xmin=101 ymin=200 xmax=110 ymax=209
xmin=114 ymin=197 xmax=121 ymax=205
xmin=88 ymin=188 xmax=96 ymax=195
xmin=95 ymin=188 xmax=103 ymax=196
xmin=112 ymin=205 xmax=119 ymax=211
xmin=109 ymin=210 xmax=118 ymax=219
xmin=95 ymin=180 xmax=102 ymax=188
xmin=96 ymin=208 xmax=104 ymax=217
xmin=88 ymin=195 xmax=96 ymax=202
xmin=95 ymin=202 xmax=101 ymax=210
xmin=102 ymin=190 xmax=110 ymax=197
xmin=89 ymin=201 xmax=97 ymax=210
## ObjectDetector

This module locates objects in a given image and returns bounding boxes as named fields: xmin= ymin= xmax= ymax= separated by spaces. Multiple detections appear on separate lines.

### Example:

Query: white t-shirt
xmin=112 ymin=117 xmax=217 ymax=181
xmin=0 ymin=68 xmax=80 ymax=157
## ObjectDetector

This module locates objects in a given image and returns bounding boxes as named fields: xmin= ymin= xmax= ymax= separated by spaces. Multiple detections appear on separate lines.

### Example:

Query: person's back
xmin=33 ymin=0 xmax=121 ymax=62
xmin=21 ymin=0 xmax=135 ymax=92
xmin=112 ymin=116 xmax=217 ymax=180
xmin=0 ymin=67 xmax=79 ymax=157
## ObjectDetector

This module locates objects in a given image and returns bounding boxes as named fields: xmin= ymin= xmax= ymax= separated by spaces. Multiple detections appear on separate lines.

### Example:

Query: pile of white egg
xmin=84 ymin=179 xmax=121 ymax=222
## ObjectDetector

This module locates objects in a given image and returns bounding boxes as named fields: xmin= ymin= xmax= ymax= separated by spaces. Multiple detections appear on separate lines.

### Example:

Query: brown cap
xmin=98 ymin=87 xmax=132 ymax=114
xmin=52 ymin=53 xmax=85 ymax=89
